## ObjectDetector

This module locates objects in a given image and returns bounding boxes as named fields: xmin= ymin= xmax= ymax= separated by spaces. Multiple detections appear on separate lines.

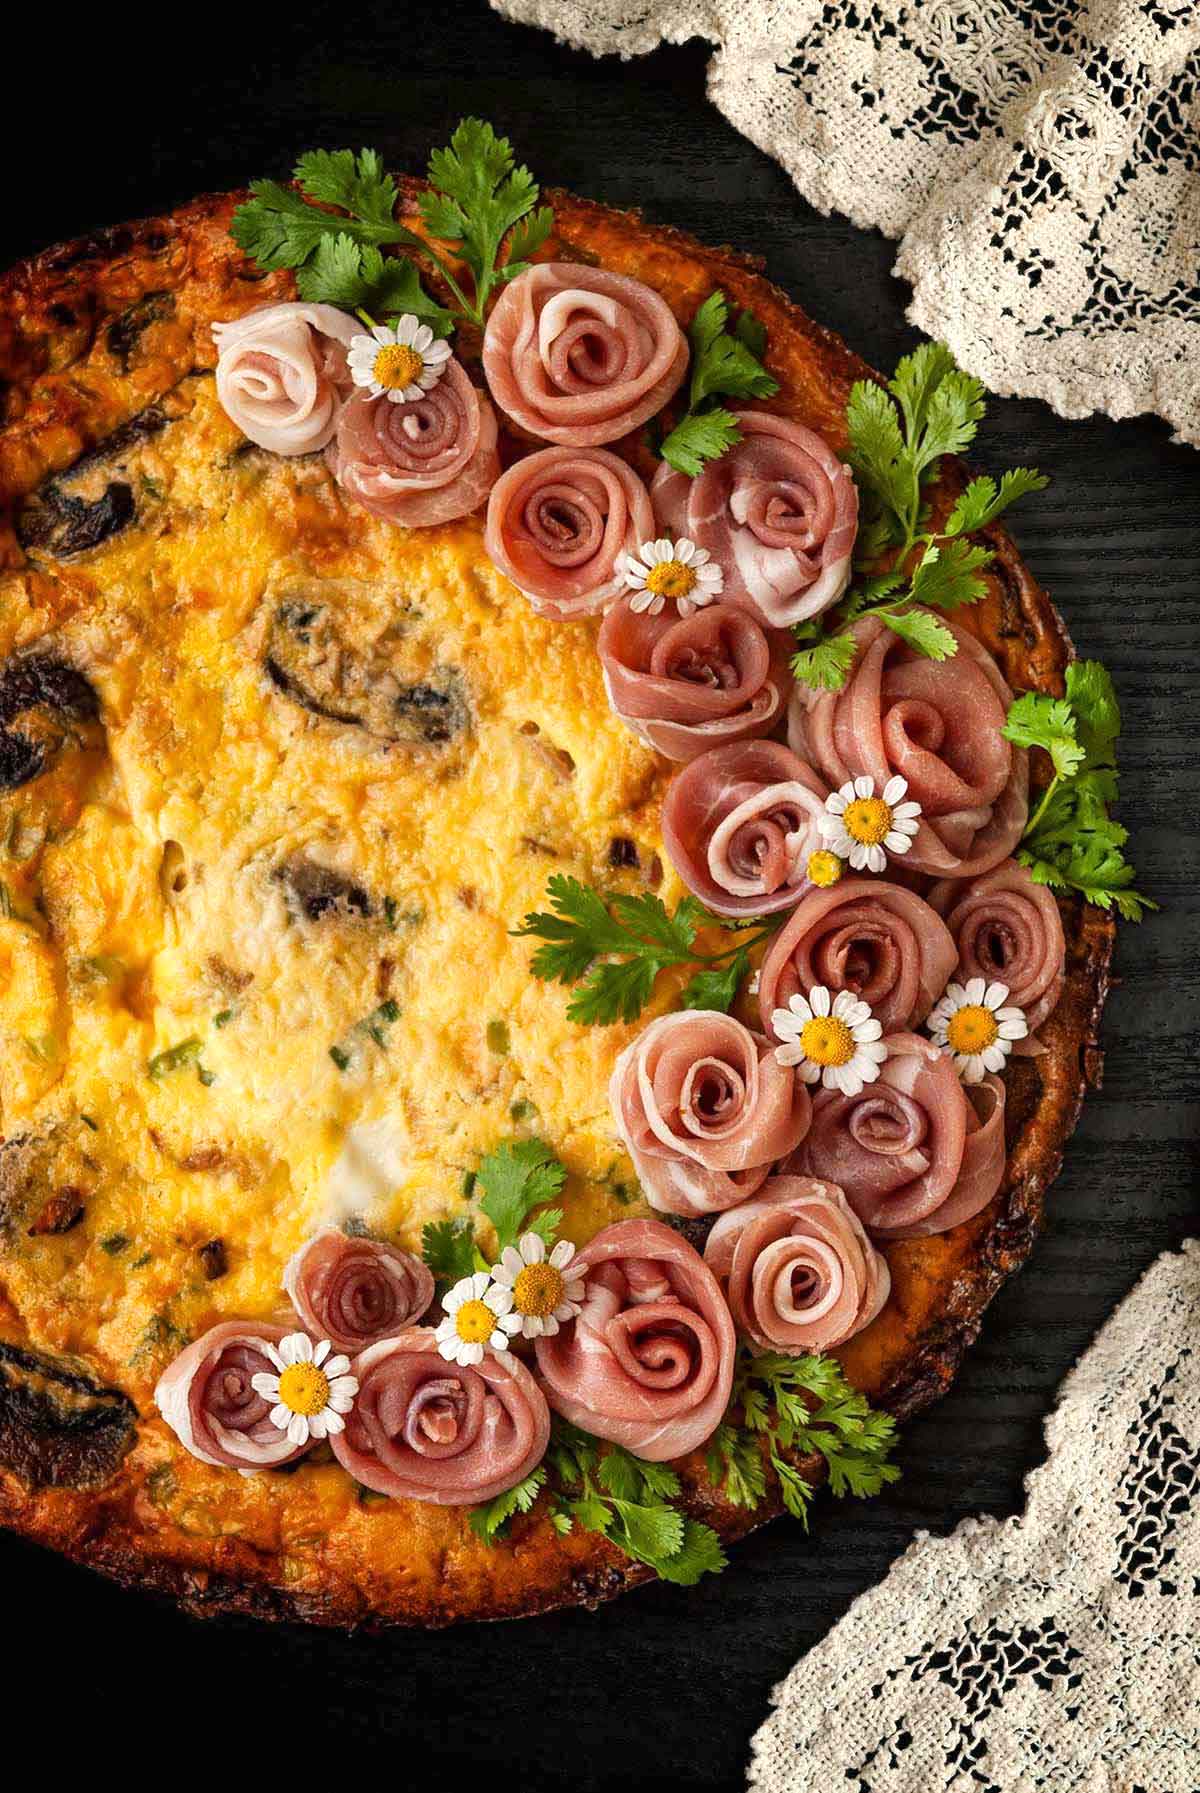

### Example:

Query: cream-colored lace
xmin=493 ymin=0 xmax=1200 ymax=447
xmin=746 ymin=1240 xmax=1200 ymax=1791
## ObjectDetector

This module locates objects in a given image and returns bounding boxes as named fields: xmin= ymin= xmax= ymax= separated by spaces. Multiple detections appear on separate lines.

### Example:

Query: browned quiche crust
xmin=0 ymin=184 xmax=1113 ymax=1626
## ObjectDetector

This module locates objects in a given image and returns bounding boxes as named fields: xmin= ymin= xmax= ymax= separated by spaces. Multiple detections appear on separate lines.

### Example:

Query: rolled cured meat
xmin=652 ymin=410 xmax=857 ymax=628
xmin=330 ymin=1328 xmax=550 ymax=1504
xmin=704 ymin=1175 xmax=890 ymax=1352
xmin=758 ymin=878 xmax=957 ymax=1037
xmin=534 ymin=1218 xmax=736 ymax=1461
xmin=485 ymin=446 xmax=654 ymax=618
xmin=483 ymin=264 xmax=688 ymax=445
xmin=213 ymin=302 xmax=358 ymax=455
xmin=599 ymin=599 xmax=792 ymax=761
xmin=661 ymin=739 xmax=828 ymax=917
xmin=610 ymin=1008 xmax=812 ymax=1216
xmin=282 ymin=1229 xmax=434 ymax=1356
xmin=788 ymin=612 xmax=1028 ymax=880
xmin=785 ymin=1032 xmax=1006 ymax=1239
xmin=155 ymin=1321 xmax=313 ymax=1472
xmin=328 ymin=357 xmax=499 ymax=527
xmin=929 ymin=858 xmax=1065 ymax=1052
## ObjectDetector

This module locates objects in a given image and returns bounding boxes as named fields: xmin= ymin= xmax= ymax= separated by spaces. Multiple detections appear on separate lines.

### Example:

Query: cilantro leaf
xmin=945 ymin=467 xmax=1049 ymax=536
xmin=659 ymin=290 xmax=777 ymax=477
xmin=878 ymin=607 xmax=956 ymax=660
xmin=294 ymin=237 xmax=455 ymax=335
xmin=421 ymin=117 xmax=546 ymax=322
xmin=294 ymin=147 xmax=399 ymax=230
xmin=679 ymin=949 xmax=749 ymax=1014
xmin=906 ymin=537 xmax=994 ymax=612
xmin=470 ymin=1467 xmax=546 ymax=1543
xmin=887 ymin=341 xmax=958 ymax=442
xmin=421 ymin=1216 xmax=478 ymax=1284
xmin=660 ymin=408 xmax=742 ymax=478
xmin=547 ymin=1420 xmax=725 ymax=1586
xmin=477 ymin=1138 xmax=566 ymax=1254
xmin=790 ymin=630 xmax=858 ymax=692
xmin=846 ymin=379 xmax=909 ymax=521
xmin=1002 ymin=692 xmax=1086 ymax=777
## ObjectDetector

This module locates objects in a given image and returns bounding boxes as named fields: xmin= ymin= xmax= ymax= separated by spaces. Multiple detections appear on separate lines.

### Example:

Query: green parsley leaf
xmin=845 ymin=379 xmax=909 ymax=521
xmin=659 ymin=407 xmax=742 ymax=478
xmin=421 ymin=1216 xmax=478 ymax=1284
xmin=295 ymin=237 xmax=454 ymax=335
xmin=679 ymin=948 xmax=749 ymax=1014
xmin=906 ymin=537 xmax=994 ymax=613
xmin=1002 ymin=692 xmax=1087 ymax=777
xmin=659 ymin=290 xmax=778 ymax=476
xmin=469 ymin=1466 xmax=546 ymax=1544
xmin=547 ymin=1420 xmax=725 ymax=1586
xmin=476 ymin=1138 xmax=567 ymax=1255
xmin=944 ymin=467 xmax=1049 ymax=537
xmin=421 ymin=117 xmax=546 ymax=322
xmin=294 ymin=147 xmax=399 ymax=229
xmin=789 ymin=630 xmax=858 ymax=692
xmin=878 ymin=607 xmax=957 ymax=660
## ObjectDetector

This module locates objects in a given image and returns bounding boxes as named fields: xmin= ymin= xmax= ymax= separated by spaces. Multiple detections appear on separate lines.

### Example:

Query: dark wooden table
xmin=4 ymin=7 xmax=1196 ymax=1785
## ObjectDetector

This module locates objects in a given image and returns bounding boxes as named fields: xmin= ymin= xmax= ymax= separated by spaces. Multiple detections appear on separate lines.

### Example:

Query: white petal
xmin=997 ymin=1012 xmax=1029 ymax=1040
xmin=964 ymin=977 xmax=987 ymax=1006
xmin=882 ymin=775 xmax=907 ymax=804
xmin=675 ymin=538 xmax=696 ymax=562
xmin=269 ymin=1403 xmax=290 ymax=1430
xmin=312 ymin=1339 xmax=331 ymax=1366
xmin=524 ymin=1315 xmax=545 ymax=1338
xmin=487 ymin=1330 xmax=509 ymax=1353
xmin=848 ymin=842 xmax=870 ymax=871
xmin=541 ymin=1314 xmax=561 ymax=1336
xmin=885 ymin=832 xmax=912 ymax=854
xmin=308 ymin=1414 xmax=328 ymax=1440
xmin=396 ymin=314 xmax=418 ymax=344
xmin=853 ymin=775 xmax=875 ymax=799
xmin=499 ymin=1246 xmax=523 ymax=1276
xmin=860 ymin=1039 xmax=890 ymax=1063
xmin=287 ymin=1413 xmax=309 ymax=1446
xmin=811 ymin=986 xmax=831 ymax=1017
xmin=463 ymin=1341 xmax=485 ymax=1365
xmin=323 ymin=1409 xmax=346 ymax=1435
xmin=982 ymin=1045 xmax=1008 ymax=1072
xmin=324 ymin=1354 xmax=351 ymax=1379
xmin=550 ymin=1239 xmax=574 ymax=1270
xmin=893 ymin=801 xmax=922 ymax=820
xmin=521 ymin=1231 xmax=547 ymax=1263
xmin=787 ymin=992 xmax=815 ymax=1024
xmin=251 ymin=1373 xmax=280 ymax=1399
xmin=856 ymin=1017 xmax=883 ymax=1042
xmin=497 ymin=1312 xmax=523 ymax=1335
xmin=486 ymin=1285 xmax=513 ymax=1316
xmin=796 ymin=1059 xmax=822 ymax=1082
xmin=984 ymin=981 xmax=1011 ymax=1011
xmin=413 ymin=324 xmax=434 ymax=351
xmin=372 ymin=323 xmax=394 ymax=345
xmin=866 ymin=844 xmax=887 ymax=873
xmin=960 ymin=1055 xmax=985 ymax=1084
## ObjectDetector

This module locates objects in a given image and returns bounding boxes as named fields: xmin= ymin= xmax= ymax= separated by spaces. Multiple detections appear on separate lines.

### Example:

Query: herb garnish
xmin=421 ymin=1137 xmax=567 ymax=1283
xmin=706 ymin=1350 xmax=900 ymax=1528
xmin=514 ymin=873 xmax=772 ymax=1026
xmin=231 ymin=120 xmax=552 ymax=336
xmin=659 ymin=290 xmax=778 ymax=476
xmin=790 ymin=342 xmax=1047 ymax=692
xmin=1002 ymin=659 xmax=1154 ymax=919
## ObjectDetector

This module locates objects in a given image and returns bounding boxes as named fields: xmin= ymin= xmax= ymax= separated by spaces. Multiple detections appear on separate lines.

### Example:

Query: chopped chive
xmin=460 ymin=1169 xmax=477 ymax=1198
xmin=100 ymin=1232 xmax=130 ymax=1256
xmin=197 ymin=1066 xmax=216 ymax=1087
xmin=147 ymin=1036 xmax=203 ymax=1079
xmin=383 ymin=896 xmax=398 ymax=931
xmin=213 ymin=1008 xmax=234 ymax=1028
xmin=486 ymin=1019 xmax=510 ymax=1055
xmin=80 ymin=1114 xmax=99 ymax=1132
xmin=510 ymin=1098 xmax=536 ymax=1123
xmin=329 ymin=1045 xmax=351 ymax=1072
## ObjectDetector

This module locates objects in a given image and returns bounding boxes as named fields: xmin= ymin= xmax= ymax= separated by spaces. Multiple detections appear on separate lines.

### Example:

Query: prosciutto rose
xmin=329 ymin=1328 xmax=549 ymax=1504
xmin=328 ymin=357 xmax=499 ymax=527
xmin=482 ymin=264 xmax=688 ymax=446
xmin=155 ymin=1321 xmax=312 ymax=1471
xmin=485 ymin=446 xmax=654 ymax=618
xmin=599 ymin=599 xmax=792 ymax=761
xmin=610 ymin=1009 xmax=812 ymax=1216
xmin=704 ymin=1176 xmax=890 ymax=1353
xmin=929 ymin=858 xmax=1066 ymax=1052
xmin=651 ymin=410 xmax=858 ymax=628
xmin=534 ymin=1219 xmax=735 ymax=1461
xmin=282 ymin=1229 xmax=434 ymax=1356
xmin=661 ymin=738 xmax=828 ymax=917
xmin=789 ymin=612 xmax=1028 ymax=880
xmin=785 ymin=1032 xmax=1006 ymax=1239
xmin=213 ymin=302 xmax=358 ymax=455
xmin=758 ymin=878 xmax=957 ymax=1037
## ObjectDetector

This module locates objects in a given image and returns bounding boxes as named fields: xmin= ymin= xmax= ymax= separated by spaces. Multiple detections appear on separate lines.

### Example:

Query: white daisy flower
xmin=818 ymin=775 xmax=922 ymax=874
xmin=250 ymin=1331 xmax=358 ymax=1447
xmin=490 ymin=1232 xmax=587 ymax=1340
xmin=618 ymin=536 xmax=724 ymax=617
xmin=928 ymin=977 xmax=1029 ymax=1084
xmin=346 ymin=314 xmax=452 ymax=403
xmin=434 ymin=1271 xmax=513 ymax=1366
xmin=772 ymin=985 xmax=889 ymax=1096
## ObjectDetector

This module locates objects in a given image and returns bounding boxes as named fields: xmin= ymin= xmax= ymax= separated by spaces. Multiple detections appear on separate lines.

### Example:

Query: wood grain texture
xmin=2 ymin=6 xmax=1196 ymax=1786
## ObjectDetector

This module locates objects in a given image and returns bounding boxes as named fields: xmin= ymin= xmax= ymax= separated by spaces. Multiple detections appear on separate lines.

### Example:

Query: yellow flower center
xmin=513 ymin=1262 xmax=565 ymax=1318
xmin=842 ymin=796 xmax=893 ymax=846
xmin=946 ymin=1004 xmax=999 ymax=1055
xmin=806 ymin=850 xmax=844 ymax=888
xmin=645 ymin=558 xmax=698 ymax=601
xmin=276 ymin=1362 xmax=330 ymax=1417
xmin=373 ymin=343 xmax=424 ymax=390
xmin=455 ymin=1298 xmax=496 ymax=1344
xmin=800 ymin=1015 xmax=855 ymax=1068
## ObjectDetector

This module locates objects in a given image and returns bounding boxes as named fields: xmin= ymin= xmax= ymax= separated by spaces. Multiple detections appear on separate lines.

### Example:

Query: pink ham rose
xmin=789 ymin=611 xmax=1028 ymax=880
xmin=784 ymin=1032 xmax=1006 ymax=1239
xmin=534 ymin=1218 xmax=736 ymax=1461
xmin=154 ymin=1321 xmax=313 ymax=1471
xmin=599 ymin=599 xmax=792 ymax=762
xmin=704 ymin=1176 xmax=890 ymax=1353
xmin=329 ymin=1328 xmax=549 ymax=1505
xmin=213 ymin=302 xmax=358 ymax=455
xmin=929 ymin=858 xmax=1066 ymax=1053
xmin=483 ymin=264 xmax=688 ymax=446
xmin=652 ymin=410 xmax=858 ymax=628
xmin=610 ymin=1009 xmax=812 ymax=1216
xmin=758 ymin=878 xmax=957 ymax=1037
xmin=328 ymin=356 xmax=499 ymax=527
xmin=282 ymin=1229 xmax=434 ymax=1357
xmin=661 ymin=738 xmax=828 ymax=918
xmin=485 ymin=446 xmax=653 ymax=618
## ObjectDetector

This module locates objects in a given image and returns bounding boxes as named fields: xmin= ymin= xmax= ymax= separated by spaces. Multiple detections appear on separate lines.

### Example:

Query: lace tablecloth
xmin=747 ymin=1240 xmax=1200 ymax=1792
xmin=493 ymin=0 xmax=1200 ymax=446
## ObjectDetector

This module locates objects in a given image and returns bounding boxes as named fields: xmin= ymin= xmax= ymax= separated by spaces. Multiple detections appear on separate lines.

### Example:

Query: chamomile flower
xmin=491 ymin=1233 xmax=587 ymax=1339
xmin=347 ymin=315 xmax=452 ymax=403
xmin=772 ymin=985 xmax=889 ymax=1095
xmin=928 ymin=978 xmax=1028 ymax=1084
xmin=250 ymin=1332 xmax=357 ymax=1446
xmin=819 ymin=775 xmax=922 ymax=873
xmin=434 ymin=1271 xmax=513 ymax=1366
xmin=806 ymin=849 xmax=844 ymax=889
xmin=619 ymin=537 xmax=724 ymax=616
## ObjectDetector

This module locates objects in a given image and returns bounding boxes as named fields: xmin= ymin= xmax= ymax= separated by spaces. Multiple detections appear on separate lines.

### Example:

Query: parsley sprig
xmin=659 ymin=291 xmax=779 ymax=476
xmin=1003 ymin=660 xmax=1154 ymax=919
xmin=421 ymin=1136 xmax=567 ymax=1287
xmin=706 ymin=1350 xmax=900 ymax=1528
xmin=790 ymin=342 xmax=1047 ymax=692
xmin=230 ymin=121 xmax=552 ymax=335
xmin=514 ymin=873 xmax=773 ymax=1025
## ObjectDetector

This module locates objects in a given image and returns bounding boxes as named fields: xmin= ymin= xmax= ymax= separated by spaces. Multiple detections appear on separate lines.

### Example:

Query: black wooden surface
xmin=3 ymin=8 xmax=1197 ymax=1785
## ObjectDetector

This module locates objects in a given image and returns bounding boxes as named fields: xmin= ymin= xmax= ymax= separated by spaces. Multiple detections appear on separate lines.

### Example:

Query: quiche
xmin=0 ymin=135 xmax=1119 ymax=1626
